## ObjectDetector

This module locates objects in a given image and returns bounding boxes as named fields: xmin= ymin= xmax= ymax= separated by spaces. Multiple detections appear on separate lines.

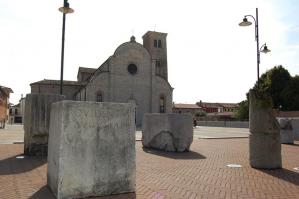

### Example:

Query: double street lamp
xmin=239 ymin=8 xmax=270 ymax=88
xmin=59 ymin=0 xmax=74 ymax=95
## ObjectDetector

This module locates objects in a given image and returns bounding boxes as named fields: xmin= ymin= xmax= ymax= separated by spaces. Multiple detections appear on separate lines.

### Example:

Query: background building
xmin=0 ymin=86 xmax=13 ymax=128
xmin=172 ymin=103 xmax=203 ymax=118
xmin=8 ymin=103 xmax=22 ymax=124
xmin=197 ymin=101 xmax=238 ymax=121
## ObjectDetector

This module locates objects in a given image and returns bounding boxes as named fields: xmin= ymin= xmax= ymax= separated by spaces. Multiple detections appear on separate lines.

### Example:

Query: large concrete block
xmin=24 ymin=93 xmax=65 ymax=156
xmin=47 ymin=101 xmax=136 ymax=199
xmin=291 ymin=119 xmax=299 ymax=140
xmin=277 ymin=118 xmax=294 ymax=144
xmin=249 ymin=90 xmax=281 ymax=169
xmin=142 ymin=113 xmax=193 ymax=152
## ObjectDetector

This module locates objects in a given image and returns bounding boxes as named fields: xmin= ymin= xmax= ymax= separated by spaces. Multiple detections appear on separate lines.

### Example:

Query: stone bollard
xmin=142 ymin=113 xmax=193 ymax=152
xmin=277 ymin=118 xmax=294 ymax=144
xmin=47 ymin=101 xmax=136 ymax=199
xmin=24 ymin=93 xmax=65 ymax=156
xmin=249 ymin=89 xmax=282 ymax=169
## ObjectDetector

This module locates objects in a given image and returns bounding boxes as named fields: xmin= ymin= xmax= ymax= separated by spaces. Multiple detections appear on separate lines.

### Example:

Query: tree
xmin=253 ymin=65 xmax=291 ymax=110
xmin=235 ymin=100 xmax=249 ymax=121
xmin=281 ymin=75 xmax=299 ymax=111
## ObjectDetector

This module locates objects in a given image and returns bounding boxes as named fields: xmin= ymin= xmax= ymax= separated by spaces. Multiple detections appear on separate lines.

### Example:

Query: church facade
xmin=31 ymin=31 xmax=173 ymax=126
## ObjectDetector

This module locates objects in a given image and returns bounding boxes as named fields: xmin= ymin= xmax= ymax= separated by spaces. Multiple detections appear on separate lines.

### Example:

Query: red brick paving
xmin=0 ymin=139 xmax=299 ymax=199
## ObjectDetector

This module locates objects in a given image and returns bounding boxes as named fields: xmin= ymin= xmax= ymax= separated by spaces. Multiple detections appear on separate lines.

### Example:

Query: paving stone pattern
xmin=0 ymin=139 xmax=299 ymax=199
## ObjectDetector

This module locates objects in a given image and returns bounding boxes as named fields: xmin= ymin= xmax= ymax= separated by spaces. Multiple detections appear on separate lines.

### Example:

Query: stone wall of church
xmin=152 ymin=76 xmax=173 ymax=113
xmin=109 ymin=42 xmax=152 ymax=126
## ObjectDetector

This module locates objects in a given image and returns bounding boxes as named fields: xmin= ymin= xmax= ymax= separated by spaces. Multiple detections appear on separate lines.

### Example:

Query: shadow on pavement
xmin=29 ymin=186 xmax=136 ymax=199
xmin=29 ymin=186 xmax=55 ymax=199
xmin=0 ymin=154 xmax=46 ymax=175
xmin=142 ymin=147 xmax=206 ymax=160
xmin=260 ymin=168 xmax=299 ymax=186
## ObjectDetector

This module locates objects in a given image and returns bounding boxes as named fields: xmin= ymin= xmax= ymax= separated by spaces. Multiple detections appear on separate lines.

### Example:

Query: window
xmin=9 ymin=109 xmax=12 ymax=114
xmin=128 ymin=64 xmax=137 ymax=75
xmin=158 ymin=40 xmax=162 ymax=48
xmin=96 ymin=91 xmax=103 ymax=102
xmin=155 ymin=60 xmax=162 ymax=76
xmin=15 ymin=109 xmax=18 ymax=115
xmin=154 ymin=39 xmax=157 ymax=47
xmin=159 ymin=95 xmax=166 ymax=113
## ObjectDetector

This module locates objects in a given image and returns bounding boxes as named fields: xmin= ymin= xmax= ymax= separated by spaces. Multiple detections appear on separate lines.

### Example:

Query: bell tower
xmin=142 ymin=31 xmax=168 ymax=80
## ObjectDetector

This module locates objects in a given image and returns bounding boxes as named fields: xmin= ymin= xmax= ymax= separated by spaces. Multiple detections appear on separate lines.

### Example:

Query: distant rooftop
xmin=30 ymin=79 xmax=84 ymax=86
xmin=197 ymin=101 xmax=238 ymax=108
xmin=173 ymin=103 xmax=201 ymax=109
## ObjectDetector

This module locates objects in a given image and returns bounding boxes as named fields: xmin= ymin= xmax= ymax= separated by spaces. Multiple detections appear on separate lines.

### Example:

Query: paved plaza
xmin=0 ymin=125 xmax=298 ymax=199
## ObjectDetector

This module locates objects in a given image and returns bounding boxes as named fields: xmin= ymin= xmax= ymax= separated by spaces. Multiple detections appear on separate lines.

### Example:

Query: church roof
xmin=142 ymin=31 xmax=168 ymax=39
xmin=30 ymin=79 xmax=84 ymax=86
xmin=77 ymin=67 xmax=97 ymax=74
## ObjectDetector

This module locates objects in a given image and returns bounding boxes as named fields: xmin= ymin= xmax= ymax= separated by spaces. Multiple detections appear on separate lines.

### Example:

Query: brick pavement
xmin=0 ymin=139 xmax=299 ymax=199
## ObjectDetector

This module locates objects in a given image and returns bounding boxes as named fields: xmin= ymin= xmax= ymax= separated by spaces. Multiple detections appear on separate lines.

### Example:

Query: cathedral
xmin=31 ymin=31 xmax=173 ymax=126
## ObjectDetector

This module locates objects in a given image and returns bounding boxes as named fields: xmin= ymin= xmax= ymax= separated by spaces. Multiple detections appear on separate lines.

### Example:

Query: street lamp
xmin=239 ymin=8 xmax=270 ymax=88
xmin=59 ymin=0 xmax=74 ymax=95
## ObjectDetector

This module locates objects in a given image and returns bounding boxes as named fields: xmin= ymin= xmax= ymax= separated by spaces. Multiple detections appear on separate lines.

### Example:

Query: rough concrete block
xmin=249 ymin=133 xmax=282 ymax=169
xmin=291 ymin=119 xmax=299 ymax=140
xmin=277 ymin=118 xmax=294 ymax=144
xmin=249 ymin=90 xmax=281 ymax=169
xmin=47 ymin=101 xmax=136 ymax=199
xmin=24 ymin=93 xmax=65 ymax=156
xmin=142 ymin=113 xmax=193 ymax=152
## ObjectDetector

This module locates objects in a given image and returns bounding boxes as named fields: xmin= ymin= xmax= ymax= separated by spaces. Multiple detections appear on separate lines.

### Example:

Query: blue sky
xmin=1 ymin=0 xmax=299 ymax=104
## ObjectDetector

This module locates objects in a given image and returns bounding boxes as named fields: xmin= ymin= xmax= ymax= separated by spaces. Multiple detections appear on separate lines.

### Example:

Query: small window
xmin=155 ymin=60 xmax=163 ymax=76
xmin=159 ymin=95 xmax=166 ymax=113
xmin=96 ymin=91 xmax=103 ymax=102
xmin=154 ymin=40 xmax=157 ymax=47
xmin=158 ymin=40 xmax=162 ymax=48
xmin=128 ymin=64 xmax=137 ymax=75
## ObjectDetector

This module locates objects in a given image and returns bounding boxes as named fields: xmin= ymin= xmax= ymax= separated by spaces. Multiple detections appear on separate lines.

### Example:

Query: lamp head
xmin=239 ymin=17 xmax=252 ymax=26
xmin=260 ymin=44 xmax=271 ymax=53
xmin=59 ymin=1 xmax=74 ymax=14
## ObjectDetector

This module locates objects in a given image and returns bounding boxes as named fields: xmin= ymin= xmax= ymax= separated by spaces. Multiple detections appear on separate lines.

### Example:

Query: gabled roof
xmin=30 ymin=79 xmax=84 ymax=86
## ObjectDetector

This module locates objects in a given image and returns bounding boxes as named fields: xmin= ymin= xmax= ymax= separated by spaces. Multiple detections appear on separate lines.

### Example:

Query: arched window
xmin=159 ymin=95 xmax=166 ymax=113
xmin=96 ymin=91 xmax=103 ymax=102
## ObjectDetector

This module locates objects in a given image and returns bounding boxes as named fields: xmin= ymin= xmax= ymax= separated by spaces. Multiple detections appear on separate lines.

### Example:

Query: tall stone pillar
xmin=24 ymin=93 xmax=65 ymax=156
xmin=249 ymin=89 xmax=282 ymax=169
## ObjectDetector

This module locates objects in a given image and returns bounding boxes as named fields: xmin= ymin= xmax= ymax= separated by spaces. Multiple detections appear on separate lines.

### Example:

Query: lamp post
xmin=239 ymin=8 xmax=270 ymax=88
xmin=59 ymin=0 xmax=74 ymax=95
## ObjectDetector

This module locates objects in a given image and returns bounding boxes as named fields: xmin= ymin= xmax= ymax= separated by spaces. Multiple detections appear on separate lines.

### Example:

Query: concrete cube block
xmin=24 ymin=93 xmax=65 ymax=156
xmin=47 ymin=101 xmax=135 ymax=199
xmin=142 ymin=113 xmax=193 ymax=152
xmin=249 ymin=90 xmax=281 ymax=169
xmin=249 ymin=133 xmax=282 ymax=169
xmin=277 ymin=118 xmax=294 ymax=144
xmin=291 ymin=119 xmax=299 ymax=140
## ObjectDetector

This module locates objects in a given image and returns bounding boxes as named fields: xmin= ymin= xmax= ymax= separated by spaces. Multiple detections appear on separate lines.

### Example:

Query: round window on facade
xmin=128 ymin=64 xmax=137 ymax=75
